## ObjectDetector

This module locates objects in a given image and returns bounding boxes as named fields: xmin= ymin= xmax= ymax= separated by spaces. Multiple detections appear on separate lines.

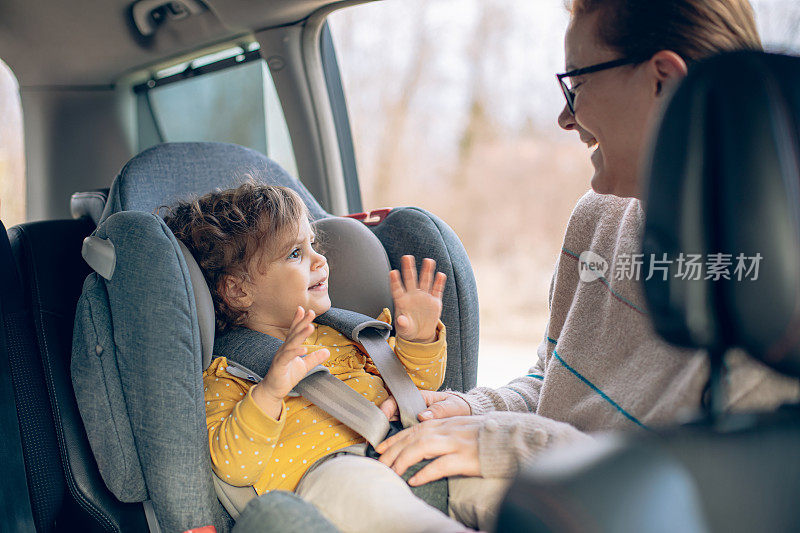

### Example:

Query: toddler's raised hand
xmin=251 ymin=307 xmax=330 ymax=419
xmin=390 ymin=255 xmax=446 ymax=343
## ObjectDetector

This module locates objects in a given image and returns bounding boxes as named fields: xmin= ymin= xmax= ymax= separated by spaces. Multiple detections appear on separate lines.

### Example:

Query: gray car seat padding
xmin=371 ymin=207 xmax=479 ymax=391
xmin=72 ymin=212 xmax=230 ymax=533
xmin=232 ymin=490 xmax=339 ymax=533
xmin=313 ymin=216 xmax=394 ymax=319
xmin=180 ymin=240 xmax=216 ymax=368
xmin=98 ymin=142 xmax=326 ymax=226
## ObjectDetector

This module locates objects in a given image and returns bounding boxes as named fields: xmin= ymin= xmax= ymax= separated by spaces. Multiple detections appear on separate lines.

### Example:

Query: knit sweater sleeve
xmin=450 ymin=334 xmax=548 ymax=415
xmin=474 ymin=412 xmax=595 ymax=478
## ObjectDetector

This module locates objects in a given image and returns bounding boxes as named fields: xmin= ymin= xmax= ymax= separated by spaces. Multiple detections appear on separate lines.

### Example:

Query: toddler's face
xmin=243 ymin=218 xmax=331 ymax=330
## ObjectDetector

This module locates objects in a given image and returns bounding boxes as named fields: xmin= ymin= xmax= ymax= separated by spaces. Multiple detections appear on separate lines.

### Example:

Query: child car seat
xmin=70 ymin=142 xmax=479 ymax=532
xmin=495 ymin=51 xmax=800 ymax=532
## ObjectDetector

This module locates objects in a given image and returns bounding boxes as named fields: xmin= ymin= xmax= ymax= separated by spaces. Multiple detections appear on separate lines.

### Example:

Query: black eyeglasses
xmin=556 ymin=57 xmax=643 ymax=114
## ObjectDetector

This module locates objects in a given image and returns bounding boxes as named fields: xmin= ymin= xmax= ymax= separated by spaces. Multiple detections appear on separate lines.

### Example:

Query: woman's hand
xmin=390 ymin=255 xmax=446 ymax=343
xmin=379 ymin=389 xmax=471 ymax=422
xmin=375 ymin=417 xmax=483 ymax=485
xmin=251 ymin=306 xmax=330 ymax=419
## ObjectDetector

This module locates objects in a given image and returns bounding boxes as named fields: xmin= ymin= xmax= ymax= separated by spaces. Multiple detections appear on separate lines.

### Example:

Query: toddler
xmin=165 ymin=183 xmax=504 ymax=532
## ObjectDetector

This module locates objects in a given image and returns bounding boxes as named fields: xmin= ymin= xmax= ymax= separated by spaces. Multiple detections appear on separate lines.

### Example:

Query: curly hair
xmin=163 ymin=183 xmax=310 ymax=332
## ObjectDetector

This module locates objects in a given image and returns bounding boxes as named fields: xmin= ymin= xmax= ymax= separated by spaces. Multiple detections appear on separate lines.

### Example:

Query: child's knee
xmin=298 ymin=454 xmax=405 ymax=499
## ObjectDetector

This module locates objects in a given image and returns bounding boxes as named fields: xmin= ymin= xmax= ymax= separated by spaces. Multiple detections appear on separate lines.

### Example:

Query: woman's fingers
xmin=376 ymin=424 xmax=420 ymax=468
xmin=378 ymin=391 xmax=464 ymax=426
xmin=408 ymin=453 xmax=465 ymax=486
xmin=376 ymin=420 xmax=420 ymax=455
xmin=376 ymin=417 xmax=446 ymax=463
xmin=401 ymin=255 xmax=418 ymax=291
xmin=388 ymin=431 xmax=457 ymax=477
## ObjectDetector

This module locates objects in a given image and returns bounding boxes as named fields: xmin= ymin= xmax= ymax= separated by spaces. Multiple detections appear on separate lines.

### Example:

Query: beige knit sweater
xmin=456 ymin=191 xmax=800 ymax=478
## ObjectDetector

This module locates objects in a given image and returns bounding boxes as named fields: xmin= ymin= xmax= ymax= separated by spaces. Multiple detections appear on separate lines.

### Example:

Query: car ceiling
xmin=0 ymin=0 xmax=344 ymax=86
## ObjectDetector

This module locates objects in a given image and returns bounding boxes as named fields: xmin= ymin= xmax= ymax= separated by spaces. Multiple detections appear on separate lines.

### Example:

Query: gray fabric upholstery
xmin=98 ymin=142 xmax=326 ymax=225
xmin=371 ymin=207 xmax=479 ymax=391
xmin=72 ymin=211 xmax=230 ymax=533
xmin=72 ymin=274 xmax=147 ymax=502
xmin=312 ymin=216 xmax=393 ymax=319
xmin=179 ymin=241 xmax=215 ymax=370
xmin=232 ymin=491 xmax=338 ymax=533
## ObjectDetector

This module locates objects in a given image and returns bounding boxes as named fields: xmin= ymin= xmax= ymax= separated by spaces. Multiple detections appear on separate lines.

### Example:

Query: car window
xmin=0 ymin=60 xmax=24 ymax=227
xmin=138 ymin=44 xmax=299 ymax=179
xmin=328 ymin=0 xmax=800 ymax=387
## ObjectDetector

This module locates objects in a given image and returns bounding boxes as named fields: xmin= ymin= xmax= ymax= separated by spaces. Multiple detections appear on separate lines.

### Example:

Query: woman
xmin=376 ymin=1 xmax=799 ymax=530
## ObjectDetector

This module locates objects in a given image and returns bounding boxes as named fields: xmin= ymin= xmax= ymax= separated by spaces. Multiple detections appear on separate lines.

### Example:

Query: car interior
xmin=1 ymin=1 xmax=799 ymax=532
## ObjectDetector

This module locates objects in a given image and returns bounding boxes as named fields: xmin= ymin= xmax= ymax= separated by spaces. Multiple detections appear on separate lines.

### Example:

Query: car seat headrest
xmin=71 ymin=189 xmax=109 ymax=225
xmin=189 ymin=215 xmax=393 ymax=371
xmin=312 ymin=217 xmax=393 ymax=320
xmin=642 ymin=50 xmax=800 ymax=378
xmin=98 ymin=142 xmax=327 ymax=225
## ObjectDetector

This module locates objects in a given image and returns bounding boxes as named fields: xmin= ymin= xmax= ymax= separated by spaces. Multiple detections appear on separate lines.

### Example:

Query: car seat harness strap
xmin=215 ymin=307 xmax=425 ymax=447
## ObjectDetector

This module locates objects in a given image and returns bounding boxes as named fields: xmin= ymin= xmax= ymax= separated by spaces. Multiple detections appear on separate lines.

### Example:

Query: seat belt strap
xmin=219 ymin=308 xmax=428 ymax=443
xmin=355 ymin=328 xmax=427 ymax=429
xmin=142 ymin=500 xmax=163 ymax=533
xmin=225 ymin=361 xmax=390 ymax=448
xmin=295 ymin=371 xmax=391 ymax=448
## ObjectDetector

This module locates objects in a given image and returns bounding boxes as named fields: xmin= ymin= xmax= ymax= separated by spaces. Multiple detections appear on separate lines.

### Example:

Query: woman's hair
xmin=568 ymin=0 xmax=762 ymax=63
xmin=163 ymin=182 xmax=309 ymax=332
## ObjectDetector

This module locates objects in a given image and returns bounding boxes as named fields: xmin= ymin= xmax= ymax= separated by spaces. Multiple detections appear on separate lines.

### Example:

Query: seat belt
xmin=353 ymin=328 xmax=427 ymax=429
xmin=312 ymin=307 xmax=429 ymax=429
xmin=218 ymin=305 xmax=429 ymax=448
xmin=225 ymin=362 xmax=391 ymax=448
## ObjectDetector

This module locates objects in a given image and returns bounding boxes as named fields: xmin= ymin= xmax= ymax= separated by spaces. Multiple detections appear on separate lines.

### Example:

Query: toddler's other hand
xmin=252 ymin=307 xmax=329 ymax=419
xmin=390 ymin=255 xmax=446 ymax=343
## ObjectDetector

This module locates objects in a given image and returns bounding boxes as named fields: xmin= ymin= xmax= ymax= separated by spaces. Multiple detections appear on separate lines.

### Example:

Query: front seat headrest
xmin=642 ymin=50 xmax=800 ymax=378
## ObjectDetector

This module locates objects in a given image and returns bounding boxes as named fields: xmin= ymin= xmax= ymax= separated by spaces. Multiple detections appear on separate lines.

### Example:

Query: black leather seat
xmin=5 ymin=218 xmax=148 ymax=532
xmin=495 ymin=50 xmax=800 ymax=532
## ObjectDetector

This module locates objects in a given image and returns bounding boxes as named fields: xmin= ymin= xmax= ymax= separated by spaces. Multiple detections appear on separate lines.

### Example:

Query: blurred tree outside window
xmin=328 ymin=0 xmax=800 ymax=387
xmin=0 ymin=60 xmax=25 ymax=227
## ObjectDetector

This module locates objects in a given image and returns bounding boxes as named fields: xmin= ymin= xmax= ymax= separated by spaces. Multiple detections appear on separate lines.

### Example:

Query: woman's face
xmin=558 ymin=10 xmax=661 ymax=198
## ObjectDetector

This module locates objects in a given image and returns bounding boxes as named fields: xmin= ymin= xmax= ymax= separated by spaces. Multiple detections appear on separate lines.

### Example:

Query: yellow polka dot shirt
xmin=203 ymin=309 xmax=446 ymax=494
